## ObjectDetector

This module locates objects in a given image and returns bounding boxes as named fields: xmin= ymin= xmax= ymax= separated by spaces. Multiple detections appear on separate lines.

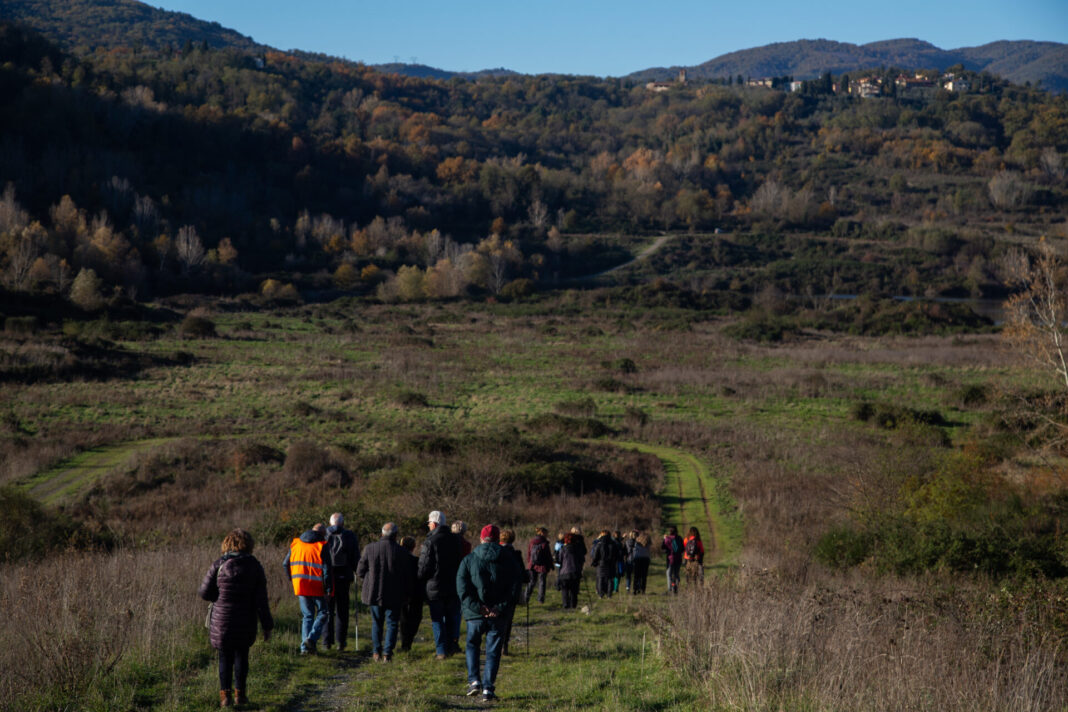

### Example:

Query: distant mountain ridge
xmin=628 ymin=38 xmax=1068 ymax=92
xmin=2 ymin=0 xmax=1065 ymax=91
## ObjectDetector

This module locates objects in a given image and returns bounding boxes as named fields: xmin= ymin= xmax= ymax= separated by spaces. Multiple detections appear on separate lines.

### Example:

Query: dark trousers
xmin=400 ymin=597 xmax=423 ymax=651
xmin=596 ymin=573 xmax=613 ymax=598
xmin=325 ymin=578 xmax=352 ymax=649
xmin=218 ymin=645 xmax=249 ymax=691
xmin=526 ymin=569 xmax=548 ymax=603
xmin=560 ymin=577 xmax=580 ymax=608
xmin=499 ymin=602 xmax=516 ymax=654
xmin=632 ymin=558 xmax=650 ymax=594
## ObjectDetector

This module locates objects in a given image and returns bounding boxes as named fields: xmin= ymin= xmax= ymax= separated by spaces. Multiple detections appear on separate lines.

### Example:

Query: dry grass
xmin=658 ymin=570 xmax=1067 ymax=712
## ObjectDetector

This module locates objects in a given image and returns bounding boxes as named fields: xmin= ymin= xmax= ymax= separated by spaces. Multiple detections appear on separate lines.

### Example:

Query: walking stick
xmin=525 ymin=595 xmax=530 ymax=657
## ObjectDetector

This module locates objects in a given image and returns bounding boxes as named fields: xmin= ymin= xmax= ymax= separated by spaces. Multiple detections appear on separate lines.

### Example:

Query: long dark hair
xmin=688 ymin=527 xmax=700 ymax=541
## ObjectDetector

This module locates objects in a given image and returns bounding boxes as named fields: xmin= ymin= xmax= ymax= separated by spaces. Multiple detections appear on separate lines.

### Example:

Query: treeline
xmin=0 ymin=19 xmax=1067 ymax=305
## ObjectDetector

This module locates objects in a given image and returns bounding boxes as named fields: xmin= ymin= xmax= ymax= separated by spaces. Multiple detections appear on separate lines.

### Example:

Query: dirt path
xmin=19 ymin=437 xmax=180 ymax=506
xmin=575 ymin=233 xmax=672 ymax=281
xmin=608 ymin=440 xmax=740 ymax=566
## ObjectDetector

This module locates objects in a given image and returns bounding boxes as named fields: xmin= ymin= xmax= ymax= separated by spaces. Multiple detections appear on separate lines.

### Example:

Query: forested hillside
xmin=0 ymin=18 xmax=1066 ymax=307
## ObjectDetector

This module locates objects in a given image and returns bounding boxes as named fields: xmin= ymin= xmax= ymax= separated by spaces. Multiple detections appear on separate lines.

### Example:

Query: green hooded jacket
xmin=456 ymin=541 xmax=522 ymax=621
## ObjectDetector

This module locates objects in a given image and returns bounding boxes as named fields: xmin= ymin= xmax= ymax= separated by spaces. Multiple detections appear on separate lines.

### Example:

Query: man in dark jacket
xmin=324 ymin=512 xmax=360 ymax=651
xmin=356 ymin=521 xmax=413 ymax=662
xmin=456 ymin=524 xmax=522 ymax=703
xmin=525 ymin=526 xmax=554 ymax=604
xmin=590 ymin=529 xmax=619 ymax=598
xmin=283 ymin=522 xmax=331 ymax=655
xmin=417 ymin=510 xmax=462 ymax=659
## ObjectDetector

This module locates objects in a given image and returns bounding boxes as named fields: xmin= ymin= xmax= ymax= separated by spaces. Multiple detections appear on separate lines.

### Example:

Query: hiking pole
xmin=525 ymin=596 xmax=530 ymax=657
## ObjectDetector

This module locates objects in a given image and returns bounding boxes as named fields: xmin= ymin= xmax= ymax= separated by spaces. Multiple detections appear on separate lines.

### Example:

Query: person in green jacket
xmin=456 ymin=524 xmax=522 ymax=703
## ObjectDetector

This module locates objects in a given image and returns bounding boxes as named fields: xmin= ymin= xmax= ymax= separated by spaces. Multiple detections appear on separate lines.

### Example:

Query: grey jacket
xmin=356 ymin=535 xmax=414 ymax=608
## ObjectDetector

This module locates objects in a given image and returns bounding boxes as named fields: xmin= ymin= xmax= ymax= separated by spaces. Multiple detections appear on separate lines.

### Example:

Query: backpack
xmin=669 ymin=536 xmax=682 ymax=556
xmin=531 ymin=539 xmax=552 ymax=568
xmin=685 ymin=538 xmax=698 ymax=558
xmin=328 ymin=532 xmax=349 ymax=569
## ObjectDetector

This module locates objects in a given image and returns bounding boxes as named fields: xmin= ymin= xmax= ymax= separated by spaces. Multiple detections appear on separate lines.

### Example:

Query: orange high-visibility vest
xmin=289 ymin=538 xmax=326 ymax=596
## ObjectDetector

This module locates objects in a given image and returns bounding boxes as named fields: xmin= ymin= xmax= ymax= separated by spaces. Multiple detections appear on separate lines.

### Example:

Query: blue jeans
xmin=427 ymin=597 xmax=462 ymax=656
xmin=368 ymin=605 xmax=400 ymax=656
xmin=465 ymin=616 xmax=504 ymax=693
xmin=298 ymin=596 xmax=328 ymax=651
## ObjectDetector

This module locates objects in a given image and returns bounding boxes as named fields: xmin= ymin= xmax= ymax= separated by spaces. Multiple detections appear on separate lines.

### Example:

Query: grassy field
xmin=3 ymin=296 xmax=1066 ymax=711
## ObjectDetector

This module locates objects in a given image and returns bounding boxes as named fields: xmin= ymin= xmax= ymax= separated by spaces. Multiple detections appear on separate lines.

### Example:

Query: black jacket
xmin=590 ymin=535 xmax=619 ymax=577
xmin=357 ymin=535 xmax=414 ymax=608
xmin=417 ymin=525 xmax=462 ymax=602
xmin=198 ymin=552 xmax=273 ymax=650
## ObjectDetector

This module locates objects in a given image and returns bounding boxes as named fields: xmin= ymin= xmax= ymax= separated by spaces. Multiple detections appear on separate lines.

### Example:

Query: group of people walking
xmin=198 ymin=512 xmax=709 ymax=707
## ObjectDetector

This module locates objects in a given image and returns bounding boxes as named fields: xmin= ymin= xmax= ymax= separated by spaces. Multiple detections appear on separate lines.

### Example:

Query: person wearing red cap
xmin=455 ymin=524 xmax=523 ymax=702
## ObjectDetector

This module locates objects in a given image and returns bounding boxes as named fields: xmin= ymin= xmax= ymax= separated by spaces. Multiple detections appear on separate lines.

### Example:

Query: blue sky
xmin=157 ymin=0 xmax=1067 ymax=76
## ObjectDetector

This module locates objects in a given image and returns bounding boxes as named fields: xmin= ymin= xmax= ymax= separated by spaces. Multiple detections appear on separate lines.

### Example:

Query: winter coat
xmin=325 ymin=525 xmax=360 ymax=582
xmin=282 ymin=529 xmax=332 ymax=597
xmin=662 ymin=534 xmax=683 ymax=567
xmin=571 ymin=534 xmax=587 ymax=562
xmin=199 ymin=552 xmax=273 ymax=650
xmin=683 ymin=535 xmax=705 ymax=564
xmin=622 ymin=536 xmax=637 ymax=563
xmin=631 ymin=540 xmax=651 ymax=560
xmin=417 ymin=524 xmax=462 ymax=602
xmin=556 ymin=542 xmax=585 ymax=581
xmin=501 ymin=543 xmax=529 ymax=585
xmin=405 ymin=550 xmax=422 ymax=602
xmin=456 ymin=541 xmax=522 ymax=620
xmin=590 ymin=535 xmax=619 ymax=577
xmin=356 ymin=536 xmax=414 ymax=609
xmin=526 ymin=534 xmax=554 ymax=573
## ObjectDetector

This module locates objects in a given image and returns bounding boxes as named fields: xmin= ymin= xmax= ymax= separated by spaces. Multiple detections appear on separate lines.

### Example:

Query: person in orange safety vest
xmin=283 ymin=522 xmax=332 ymax=654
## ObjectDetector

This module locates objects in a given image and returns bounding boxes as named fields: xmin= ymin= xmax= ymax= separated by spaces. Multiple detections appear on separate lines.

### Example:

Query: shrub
xmin=499 ymin=278 xmax=534 ymax=300
xmin=554 ymin=397 xmax=597 ymax=418
xmin=178 ymin=315 xmax=216 ymax=339
xmin=957 ymin=384 xmax=988 ymax=406
xmin=624 ymin=406 xmax=649 ymax=430
xmin=4 ymin=316 xmax=37 ymax=335
xmin=283 ymin=440 xmax=351 ymax=487
xmin=601 ymin=357 xmax=638 ymax=374
xmin=395 ymin=390 xmax=430 ymax=408
xmin=69 ymin=268 xmax=105 ymax=311
xmin=814 ymin=526 xmax=874 ymax=568
xmin=526 ymin=413 xmax=612 ymax=438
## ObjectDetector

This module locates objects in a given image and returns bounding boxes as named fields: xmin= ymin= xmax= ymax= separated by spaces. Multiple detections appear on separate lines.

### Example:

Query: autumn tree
xmin=175 ymin=225 xmax=205 ymax=275
xmin=1002 ymin=239 xmax=1068 ymax=395
xmin=69 ymin=267 xmax=105 ymax=311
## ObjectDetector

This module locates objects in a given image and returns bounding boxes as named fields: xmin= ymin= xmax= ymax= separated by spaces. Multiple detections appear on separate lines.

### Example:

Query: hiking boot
xmin=219 ymin=690 xmax=233 ymax=707
xmin=372 ymin=652 xmax=381 ymax=662
xmin=234 ymin=689 xmax=248 ymax=705
xmin=466 ymin=681 xmax=482 ymax=696
xmin=482 ymin=690 xmax=497 ymax=702
xmin=383 ymin=654 xmax=392 ymax=662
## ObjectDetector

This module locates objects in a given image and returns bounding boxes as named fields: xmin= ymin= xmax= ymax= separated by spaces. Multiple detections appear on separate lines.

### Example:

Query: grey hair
xmin=330 ymin=512 xmax=344 ymax=527
xmin=382 ymin=522 xmax=397 ymax=537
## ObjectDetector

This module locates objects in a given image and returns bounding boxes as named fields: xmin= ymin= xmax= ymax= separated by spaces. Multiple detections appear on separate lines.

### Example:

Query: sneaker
xmin=482 ymin=690 xmax=497 ymax=702
xmin=435 ymin=654 xmax=447 ymax=661
xmin=372 ymin=652 xmax=381 ymax=662
xmin=466 ymin=681 xmax=482 ymax=696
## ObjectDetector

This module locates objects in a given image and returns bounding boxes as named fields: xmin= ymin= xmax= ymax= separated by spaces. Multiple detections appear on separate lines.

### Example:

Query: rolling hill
xmin=628 ymin=38 xmax=1068 ymax=92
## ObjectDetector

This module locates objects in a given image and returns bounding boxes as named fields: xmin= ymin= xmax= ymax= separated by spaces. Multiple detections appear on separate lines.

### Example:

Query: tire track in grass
xmin=18 ymin=437 xmax=181 ymax=506
xmin=608 ymin=440 xmax=741 ymax=566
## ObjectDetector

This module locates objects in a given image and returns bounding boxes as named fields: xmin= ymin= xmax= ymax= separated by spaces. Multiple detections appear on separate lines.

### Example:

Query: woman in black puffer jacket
xmin=199 ymin=528 xmax=273 ymax=708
